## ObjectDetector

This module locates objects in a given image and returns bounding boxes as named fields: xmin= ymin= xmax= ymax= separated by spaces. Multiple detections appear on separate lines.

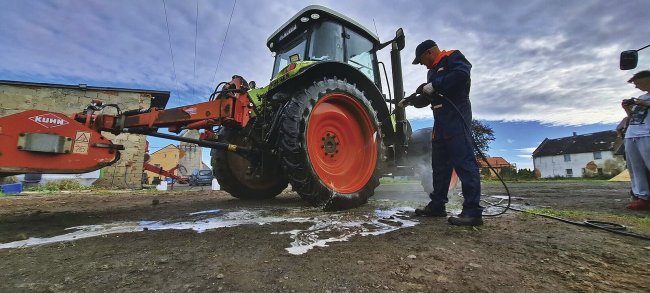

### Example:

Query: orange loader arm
xmin=0 ymin=76 xmax=253 ymax=176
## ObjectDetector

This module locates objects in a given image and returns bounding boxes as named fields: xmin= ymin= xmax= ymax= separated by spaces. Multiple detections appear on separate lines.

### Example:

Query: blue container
xmin=1 ymin=183 xmax=23 ymax=194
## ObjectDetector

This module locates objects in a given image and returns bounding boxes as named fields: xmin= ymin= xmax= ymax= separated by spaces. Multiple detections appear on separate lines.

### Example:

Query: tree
xmin=471 ymin=119 xmax=495 ymax=158
xmin=499 ymin=166 xmax=517 ymax=180
xmin=517 ymin=168 xmax=536 ymax=180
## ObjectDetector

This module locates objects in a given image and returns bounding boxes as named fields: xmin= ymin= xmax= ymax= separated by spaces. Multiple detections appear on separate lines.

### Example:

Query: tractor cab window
xmin=309 ymin=21 xmax=344 ymax=62
xmin=272 ymin=37 xmax=307 ymax=77
xmin=345 ymin=29 xmax=375 ymax=81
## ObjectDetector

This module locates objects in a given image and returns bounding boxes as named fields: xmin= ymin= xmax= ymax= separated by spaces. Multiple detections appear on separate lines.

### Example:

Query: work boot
xmin=626 ymin=197 xmax=650 ymax=210
xmin=414 ymin=205 xmax=447 ymax=217
xmin=448 ymin=214 xmax=483 ymax=226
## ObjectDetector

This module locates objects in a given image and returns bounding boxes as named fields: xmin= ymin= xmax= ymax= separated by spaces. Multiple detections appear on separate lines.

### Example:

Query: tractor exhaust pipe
xmin=389 ymin=28 xmax=407 ymax=165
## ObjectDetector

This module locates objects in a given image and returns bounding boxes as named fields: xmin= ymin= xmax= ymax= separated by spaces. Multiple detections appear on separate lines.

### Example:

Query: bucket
xmin=156 ymin=181 xmax=168 ymax=191
xmin=211 ymin=178 xmax=220 ymax=190
xmin=1 ymin=183 xmax=23 ymax=195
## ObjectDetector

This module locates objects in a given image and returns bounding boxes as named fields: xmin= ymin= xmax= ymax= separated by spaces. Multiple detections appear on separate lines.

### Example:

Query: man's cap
xmin=412 ymin=40 xmax=437 ymax=64
xmin=628 ymin=70 xmax=650 ymax=83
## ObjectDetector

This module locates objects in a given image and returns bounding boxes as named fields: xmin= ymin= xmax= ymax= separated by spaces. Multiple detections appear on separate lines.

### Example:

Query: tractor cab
xmin=266 ymin=5 xmax=382 ymax=88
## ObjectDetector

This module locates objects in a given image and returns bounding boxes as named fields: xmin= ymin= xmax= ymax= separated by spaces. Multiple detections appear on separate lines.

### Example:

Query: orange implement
xmin=0 ymin=110 xmax=120 ymax=175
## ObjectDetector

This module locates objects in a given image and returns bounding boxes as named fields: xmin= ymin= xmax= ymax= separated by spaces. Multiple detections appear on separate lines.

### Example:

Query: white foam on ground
xmin=276 ymin=207 xmax=417 ymax=255
xmin=0 ymin=207 xmax=418 ymax=255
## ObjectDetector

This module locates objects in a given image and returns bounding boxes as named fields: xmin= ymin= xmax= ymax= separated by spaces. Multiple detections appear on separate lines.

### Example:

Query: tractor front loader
xmin=0 ymin=5 xmax=432 ymax=210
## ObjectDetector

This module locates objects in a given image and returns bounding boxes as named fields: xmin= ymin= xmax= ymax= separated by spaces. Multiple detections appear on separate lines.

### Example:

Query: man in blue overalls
xmin=399 ymin=40 xmax=483 ymax=226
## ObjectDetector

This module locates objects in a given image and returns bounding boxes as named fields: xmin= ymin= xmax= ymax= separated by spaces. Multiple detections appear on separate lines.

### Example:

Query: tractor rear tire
xmin=278 ymin=78 xmax=383 ymax=210
xmin=211 ymin=129 xmax=288 ymax=199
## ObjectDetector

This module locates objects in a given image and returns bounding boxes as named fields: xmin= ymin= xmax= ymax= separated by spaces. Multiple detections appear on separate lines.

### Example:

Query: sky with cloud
xmin=1 ymin=0 xmax=649 ymax=169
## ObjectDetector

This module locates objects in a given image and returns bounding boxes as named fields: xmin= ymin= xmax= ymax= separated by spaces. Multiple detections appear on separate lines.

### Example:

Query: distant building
xmin=532 ymin=131 xmax=625 ymax=178
xmin=145 ymin=144 xmax=184 ymax=184
xmin=478 ymin=157 xmax=514 ymax=178
xmin=144 ymin=139 xmax=210 ymax=184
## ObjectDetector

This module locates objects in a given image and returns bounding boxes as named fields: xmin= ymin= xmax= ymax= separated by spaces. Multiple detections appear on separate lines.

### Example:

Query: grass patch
xmin=524 ymin=207 xmax=650 ymax=235
xmin=25 ymin=179 xmax=92 ymax=192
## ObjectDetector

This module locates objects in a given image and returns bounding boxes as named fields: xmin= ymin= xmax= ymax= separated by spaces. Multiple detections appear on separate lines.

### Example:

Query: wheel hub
xmin=322 ymin=133 xmax=339 ymax=156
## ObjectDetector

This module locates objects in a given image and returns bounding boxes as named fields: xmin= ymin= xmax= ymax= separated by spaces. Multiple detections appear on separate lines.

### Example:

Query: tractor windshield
xmin=309 ymin=21 xmax=344 ymax=62
xmin=272 ymin=37 xmax=307 ymax=76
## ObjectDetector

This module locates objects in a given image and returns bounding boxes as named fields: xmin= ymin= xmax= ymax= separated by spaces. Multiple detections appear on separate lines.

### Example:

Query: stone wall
xmin=0 ymin=83 xmax=153 ymax=188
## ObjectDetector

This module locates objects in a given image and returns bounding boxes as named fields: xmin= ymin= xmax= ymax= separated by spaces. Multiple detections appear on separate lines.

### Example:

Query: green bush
xmin=499 ymin=167 xmax=517 ymax=180
xmin=28 ymin=179 xmax=89 ymax=192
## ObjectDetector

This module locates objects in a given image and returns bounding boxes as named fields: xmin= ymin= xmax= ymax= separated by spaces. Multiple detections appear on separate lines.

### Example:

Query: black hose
xmin=499 ymin=205 xmax=650 ymax=241
xmin=436 ymin=94 xmax=511 ymax=216
xmin=409 ymin=93 xmax=649 ymax=240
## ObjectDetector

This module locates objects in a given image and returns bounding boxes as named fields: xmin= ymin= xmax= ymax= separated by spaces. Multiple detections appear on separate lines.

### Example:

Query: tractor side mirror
xmin=620 ymin=50 xmax=638 ymax=70
xmin=394 ymin=28 xmax=405 ymax=51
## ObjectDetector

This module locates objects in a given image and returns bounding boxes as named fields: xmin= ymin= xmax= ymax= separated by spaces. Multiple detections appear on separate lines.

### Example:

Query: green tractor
xmin=211 ymin=5 xmax=426 ymax=210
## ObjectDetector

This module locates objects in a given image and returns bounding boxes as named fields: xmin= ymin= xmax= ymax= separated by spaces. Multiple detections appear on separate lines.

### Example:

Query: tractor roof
xmin=266 ymin=5 xmax=380 ymax=51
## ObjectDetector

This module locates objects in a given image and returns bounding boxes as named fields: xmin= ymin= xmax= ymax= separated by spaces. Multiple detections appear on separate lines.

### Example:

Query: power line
xmin=193 ymin=0 xmax=199 ymax=98
xmin=211 ymin=0 xmax=237 ymax=85
xmin=162 ymin=0 xmax=178 ymax=98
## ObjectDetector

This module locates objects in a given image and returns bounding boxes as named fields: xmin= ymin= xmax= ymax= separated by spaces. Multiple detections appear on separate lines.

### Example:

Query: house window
xmin=593 ymin=151 xmax=602 ymax=160
xmin=563 ymin=154 xmax=571 ymax=162
xmin=566 ymin=169 xmax=573 ymax=177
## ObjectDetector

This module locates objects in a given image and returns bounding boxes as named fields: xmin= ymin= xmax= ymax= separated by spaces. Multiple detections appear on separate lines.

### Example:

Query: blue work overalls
xmin=416 ymin=50 xmax=483 ymax=217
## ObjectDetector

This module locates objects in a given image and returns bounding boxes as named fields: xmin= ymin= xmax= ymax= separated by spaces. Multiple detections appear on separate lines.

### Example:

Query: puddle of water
xmin=188 ymin=209 xmax=222 ymax=216
xmin=0 ymin=207 xmax=418 ymax=255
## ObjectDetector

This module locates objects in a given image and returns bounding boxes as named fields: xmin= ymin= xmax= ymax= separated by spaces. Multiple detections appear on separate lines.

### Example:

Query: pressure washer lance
xmin=399 ymin=92 xmax=650 ymax=241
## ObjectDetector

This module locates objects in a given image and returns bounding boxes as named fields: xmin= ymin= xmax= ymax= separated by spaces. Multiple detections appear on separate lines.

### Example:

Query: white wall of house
xmin=533 ymin=151 xmax=625 ymax=178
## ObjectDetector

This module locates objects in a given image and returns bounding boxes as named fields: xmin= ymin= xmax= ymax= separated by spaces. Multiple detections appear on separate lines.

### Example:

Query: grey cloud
xmin=0 ymin=0 xmax=648 ymax=124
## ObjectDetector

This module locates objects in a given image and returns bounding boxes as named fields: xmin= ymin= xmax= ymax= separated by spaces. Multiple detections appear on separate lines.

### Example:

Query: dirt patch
xmin=1 ymin=182 xmax=649 ymax=292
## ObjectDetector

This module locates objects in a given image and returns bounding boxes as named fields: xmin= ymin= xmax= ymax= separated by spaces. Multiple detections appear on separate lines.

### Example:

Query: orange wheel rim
xmin=306 ymin=93 xmax=377 ymax=193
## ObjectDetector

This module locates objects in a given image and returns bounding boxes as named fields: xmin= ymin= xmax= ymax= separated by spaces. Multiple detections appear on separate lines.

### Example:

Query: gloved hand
xmin=398 ymin=93 xmax=417 ymax=108
xmin=416 ymin=83 xmax=435 ymax=95
xmin=415 ymin=83 xmax=427 ymax=94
